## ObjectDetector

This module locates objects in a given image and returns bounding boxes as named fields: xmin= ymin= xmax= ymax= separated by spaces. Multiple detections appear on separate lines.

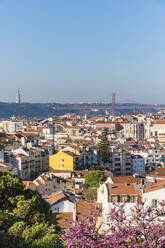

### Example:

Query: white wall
xmin=51 ymin=200 xmax=75 ymax=213
xmin=143 ymin=188 xmax=165 ymax=206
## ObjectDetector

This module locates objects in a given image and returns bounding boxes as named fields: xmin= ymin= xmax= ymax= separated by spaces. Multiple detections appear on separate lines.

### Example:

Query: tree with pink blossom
xmin=63 ymin=201 xmax=165 ymax=248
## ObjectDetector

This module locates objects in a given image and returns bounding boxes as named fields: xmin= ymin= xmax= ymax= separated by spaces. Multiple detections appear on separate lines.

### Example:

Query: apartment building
xmin=133 ymin=149 xmax=165 ymax=168
xmin=49 ymin=151 xmax=75 ymax=171
xmin=109 ymin=149 xmax=132 ymax=176
xmin=8 ymin=147 xmax=49 ymax=180
xmin=131 ymin=154 xmax=145 ymax=175
xmin=33 ymin=173 xmax=74 ymax=195
xmin=0 ymin=120 xmax=24 ymax=133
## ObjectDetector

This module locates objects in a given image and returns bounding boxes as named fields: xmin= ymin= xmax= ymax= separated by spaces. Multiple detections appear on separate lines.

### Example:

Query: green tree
xmin=0 ymin=171 xmax=24 ymax=210
xmin=0 ymin=172 xmax=63 ymax=247
xmin=8 ymin=221 xmax=26 ymax=238
xmin=11 ymin=195 xmax=50 ymax=224
xmin=97 ymin=130 xmax=109 ymax=163
xmin=22 ymin=222 xmax=63 ymax=248
xmin=0 ymin=210 xmax=17 ymax=232
xmin=85 ymin=170 xmax=107 ymax=188
xmin=89 ymin=164 xmax=106 ymax=171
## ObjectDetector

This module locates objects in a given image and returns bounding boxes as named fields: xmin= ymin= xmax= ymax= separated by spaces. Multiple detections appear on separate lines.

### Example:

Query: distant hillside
xmin=0 ymin=102 xmax=162 ymax=118
xmin=0 ymin=102 xmax=64 ymax=118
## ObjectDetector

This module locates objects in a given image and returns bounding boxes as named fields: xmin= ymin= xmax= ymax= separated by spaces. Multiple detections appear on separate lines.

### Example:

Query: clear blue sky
xmin=0 ymin=0 xmax=165 ymax=103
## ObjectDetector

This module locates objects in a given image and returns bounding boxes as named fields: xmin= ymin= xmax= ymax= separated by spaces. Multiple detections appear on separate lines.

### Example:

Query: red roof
xmin=154 ymin=121 xmax=165 ymax=125
xmin=49 ymin=191 xmax=69 ymax=205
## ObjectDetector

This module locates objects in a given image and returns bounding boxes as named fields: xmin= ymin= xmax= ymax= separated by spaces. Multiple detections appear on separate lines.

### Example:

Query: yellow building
xmin=49 ymin=151 xmax=74 ymax=171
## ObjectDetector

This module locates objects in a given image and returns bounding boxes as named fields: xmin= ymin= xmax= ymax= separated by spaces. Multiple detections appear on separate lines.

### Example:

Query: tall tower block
xmin=16 ymin=90 xmax=21 ymax=104
xmin=112 ymin=93 xmax=115 ymax=116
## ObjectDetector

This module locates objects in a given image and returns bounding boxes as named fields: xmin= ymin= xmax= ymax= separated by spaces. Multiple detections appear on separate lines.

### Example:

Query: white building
xmin=9 ymin=147 xmax=49 ymax=180
xmin=124 ymin=121 xmax=144 ymax=141
xmin=108 ymin=150 xmax=132 ymax=176
xmin=97 ymin=177 xmax=165 ymax=230
xmin=44 ymin=191 xmax=76 ymax=214
xmin=1 ymin=120 xmax=24 ymax=133
xmin=132 ymin=149 xmax=165 ymax=168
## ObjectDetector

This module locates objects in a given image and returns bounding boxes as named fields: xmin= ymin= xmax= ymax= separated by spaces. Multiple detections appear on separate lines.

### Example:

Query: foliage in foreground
xmin=0 ymin=171 xmax=63 ymax=248
xmin=63 ymin=201 xmax=165 ymax=248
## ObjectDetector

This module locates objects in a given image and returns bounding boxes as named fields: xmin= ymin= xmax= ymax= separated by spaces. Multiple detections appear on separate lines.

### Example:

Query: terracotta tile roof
xmin=37 ymin=127 xmax=44 ymax=132
xmin=65 ymin=126 xmax=82 ymax=129
xmin=76 ymin=200 xmax=97 ymax=219
xmin=112 ymin=176 xmax=141 ymax=184
xmin=6 ymin=135 xmax=16 ymax=141
xmin=23 ymin=181 xmax=33 ymax=189
xmin=73 ymin=145 xmax=81 ymax=151
xmin=71 ymin=170 xmax=89 ymax=177
xmin=50 ymin=212 xmax=73 ymax=228
xmin=63 ymin=151 xmax=74 ymax=157
xmin=49 ymin=191 xmax=68 ymax=205
xmin=56 ymin=131 xmax=67 ymax=134
xmin=96 ymin=121 xmax=115 ymax=124
xmin=22 ymin=132 xmax=37 ymax=137
xmin=65 ymin=178 xmax=74 ymax=183
xmin=71 ymin=188 xmax=83 ymax=193
xmin=144 ymin=179 xmax=165 ymax=193
xmin=106 ymin=183 xmax=142 ymax=202
xmin=90 ymin=116 xmax=104 ymax=121
xmin=153 ymin=121 xmax=165 ymax=125
xmin=149 ymin=168 xmax=165 ymax=178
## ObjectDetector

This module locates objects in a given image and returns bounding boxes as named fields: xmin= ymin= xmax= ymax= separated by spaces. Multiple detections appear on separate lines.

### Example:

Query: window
xmin=115 ymin=163 xmax=120 ymax=166
xmin=62 ymin=164 xmax=64 ymax=167
xmin=62 ymin=159 xmax=64 ymax=162
xmin=120 ymin=195 xmax=128 ymax=203
xmin=130 ymin=195 xmax=138 ymax=203
xmin=58 ymin=164 xmax=60 ymax=167
xmin=54 ymin=207 xmax=59 ymax=213
xmin=152 ymin=199 xmax=158 ymax=208
xmin=111 ymin=195 xmax=118 ymax=203
xmin=58 ymin=159 xmax=60 ymax=162
xmin=115 ymin=158 xmax=120 ymax=161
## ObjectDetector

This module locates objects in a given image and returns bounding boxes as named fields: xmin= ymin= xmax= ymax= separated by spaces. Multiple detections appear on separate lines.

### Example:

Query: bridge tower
xmin=112 ymin=93 xmax=116 ymax=116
